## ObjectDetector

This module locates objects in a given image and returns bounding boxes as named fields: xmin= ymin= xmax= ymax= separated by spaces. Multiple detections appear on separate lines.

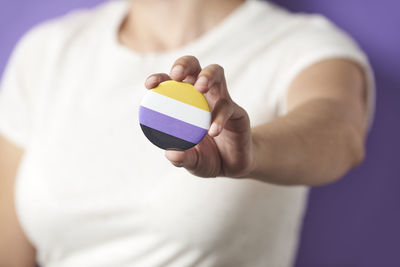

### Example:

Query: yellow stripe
xmin=152 ymin=81 xmax=210 ymax=112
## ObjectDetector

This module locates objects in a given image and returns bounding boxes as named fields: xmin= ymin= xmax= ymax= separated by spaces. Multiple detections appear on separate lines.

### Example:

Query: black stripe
xmin=140 ymin=124 xmax=197 ymax=151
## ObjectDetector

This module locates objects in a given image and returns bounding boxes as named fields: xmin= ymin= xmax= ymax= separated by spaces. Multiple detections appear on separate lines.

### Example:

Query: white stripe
xmin=140 ymin=90 xmax=211 ymax=130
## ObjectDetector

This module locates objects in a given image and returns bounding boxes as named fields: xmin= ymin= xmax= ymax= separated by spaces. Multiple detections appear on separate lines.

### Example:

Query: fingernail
xmin=172 ymin=161 xmax=184 ymax=167
xmin=145 ymin=76 xmax=158 ymax=87
xmin=195 ymin=76 xmax=208 ymax=89
xmin=171 ymin=65 xmax=184 ymax=78
xmin=208 ymin=122 xmax=220 ymax=136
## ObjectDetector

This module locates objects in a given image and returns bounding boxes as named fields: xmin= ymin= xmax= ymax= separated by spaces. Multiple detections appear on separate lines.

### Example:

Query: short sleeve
xmin=274 ymin=15 xmax=375 ymax=130
xmin=0 ymin=27 xmax=45 ymax=148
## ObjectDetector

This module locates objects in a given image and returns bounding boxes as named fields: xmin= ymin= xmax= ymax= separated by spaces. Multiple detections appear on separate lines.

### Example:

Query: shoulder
xmin=239 ymin=1 xmax=373 ymax=121
xmin=242 ymin=1 xmax=368 ymax=73
xmin=247 ymin=0 xmax=354 ymax=44
xmin=229 ymin=0 xmax=364 ymax=67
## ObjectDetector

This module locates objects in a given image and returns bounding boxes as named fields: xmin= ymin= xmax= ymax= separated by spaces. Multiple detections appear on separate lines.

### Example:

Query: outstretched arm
xmin=145 ymin=56 xmax=368 ymax=186
xmin=250 ymin=59 xmax=367 ymax=185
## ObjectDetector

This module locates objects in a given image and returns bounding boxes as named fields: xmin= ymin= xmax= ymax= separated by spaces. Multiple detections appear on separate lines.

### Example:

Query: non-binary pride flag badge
xmin=139 ymin=80 xmax=211 ymax=150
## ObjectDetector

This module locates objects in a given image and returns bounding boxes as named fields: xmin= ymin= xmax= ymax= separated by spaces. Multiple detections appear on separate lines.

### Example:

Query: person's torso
xmin=15 ymin=1 xmax=309 ymax=266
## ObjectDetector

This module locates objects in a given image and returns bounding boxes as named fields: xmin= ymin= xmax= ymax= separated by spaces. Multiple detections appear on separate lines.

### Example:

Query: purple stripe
xmin=139 ymin=106 xmax=208 ymax=144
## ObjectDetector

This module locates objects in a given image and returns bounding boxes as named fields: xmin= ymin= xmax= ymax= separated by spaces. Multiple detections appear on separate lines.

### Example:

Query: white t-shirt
xmin=0 ymin=0 xmax=374 ymax=266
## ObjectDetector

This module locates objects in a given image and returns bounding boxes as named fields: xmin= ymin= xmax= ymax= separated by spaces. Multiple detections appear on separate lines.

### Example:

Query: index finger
xmin=170 ymin=55 xmax=202 ymax=84
xmin=144 ymin=73 xmax=171 ymax=89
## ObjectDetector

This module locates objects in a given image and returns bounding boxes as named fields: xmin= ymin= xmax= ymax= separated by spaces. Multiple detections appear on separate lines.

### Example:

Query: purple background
xmin=1 ymin=0 xmax=399 ymax=266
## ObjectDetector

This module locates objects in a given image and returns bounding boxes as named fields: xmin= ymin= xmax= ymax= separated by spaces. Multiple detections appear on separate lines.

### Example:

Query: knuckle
xmin=186 ymin=148 xmax=199 ymax=171
xmin=219 ymin=98 xmax=230 ymax=108
xmin=214 ymin=98 xmax=232 ymax=117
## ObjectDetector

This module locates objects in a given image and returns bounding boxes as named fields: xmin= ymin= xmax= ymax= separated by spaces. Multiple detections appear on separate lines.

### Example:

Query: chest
xmin=15 ymin=54 xmax=285 ymax=262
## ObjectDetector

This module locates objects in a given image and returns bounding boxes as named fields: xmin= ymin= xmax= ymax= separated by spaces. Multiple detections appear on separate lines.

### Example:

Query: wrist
xmin=236 ymin=130 xmax=262 ymax=179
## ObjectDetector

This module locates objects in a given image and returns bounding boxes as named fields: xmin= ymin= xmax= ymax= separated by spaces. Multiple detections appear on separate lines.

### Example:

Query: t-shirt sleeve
xmin=0 ymin=27 xmax=45 ymax=148
xmin=274 ymin=15 xmax=375 ymax=130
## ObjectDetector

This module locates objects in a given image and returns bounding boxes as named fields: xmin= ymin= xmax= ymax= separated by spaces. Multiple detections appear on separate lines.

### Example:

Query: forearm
xmin=248 ymin=98 xmax=366 ymax=186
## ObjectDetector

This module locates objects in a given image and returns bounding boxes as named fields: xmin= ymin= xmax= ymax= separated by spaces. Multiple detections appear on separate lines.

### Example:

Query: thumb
xmin=165 ymin=148 xmax=198 ymax=170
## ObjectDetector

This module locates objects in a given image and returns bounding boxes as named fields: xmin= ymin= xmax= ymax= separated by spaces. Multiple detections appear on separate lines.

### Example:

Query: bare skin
xmin=0 ymin=0 xmax=368 ymax=265
xmin=146 ymin=56 xmax=367 ymax=185
xmin=0 ymin=136 xmax=35 ymax=267
xmin=119 ymin=0 xmax=245 ymax=53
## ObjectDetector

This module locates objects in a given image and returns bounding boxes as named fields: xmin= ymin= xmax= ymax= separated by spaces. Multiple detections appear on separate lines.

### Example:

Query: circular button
xmin=139 ymin=80 xmax=211 ymax=150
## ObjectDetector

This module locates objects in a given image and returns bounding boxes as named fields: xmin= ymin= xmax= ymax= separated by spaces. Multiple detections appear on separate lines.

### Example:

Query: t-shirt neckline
xmin=108 ymin=0 xmax=257 ymax=61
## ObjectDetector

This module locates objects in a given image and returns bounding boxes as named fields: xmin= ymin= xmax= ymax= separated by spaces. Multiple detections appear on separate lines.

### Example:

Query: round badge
xmin=139 ymin=80 xmax=211 ymax=150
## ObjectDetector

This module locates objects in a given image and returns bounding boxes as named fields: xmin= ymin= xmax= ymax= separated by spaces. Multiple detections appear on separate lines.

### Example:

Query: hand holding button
xmin=142 ymin=55 xmax=253 ymax=178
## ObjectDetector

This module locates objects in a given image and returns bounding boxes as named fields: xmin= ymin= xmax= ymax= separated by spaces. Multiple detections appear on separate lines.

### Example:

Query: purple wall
xmin=1 ymin=0 xmax=399 ymax=266
xmin=269 ymin=1 xmax=400 ymax=266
